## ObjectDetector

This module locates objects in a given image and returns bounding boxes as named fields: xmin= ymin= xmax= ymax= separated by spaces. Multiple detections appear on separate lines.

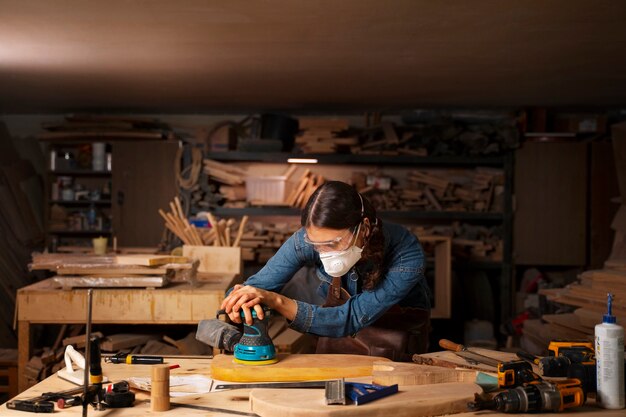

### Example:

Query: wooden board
xmin=116 ymin=254 xmax=188 ymax=266
xmin=372 ymin=361 xmax=477 ymax=386
xmin=51 ymin=275 xmax=167 ymax=289
xmin=416 ymin=348 xmax=518 ymax=372
xmin=211 ymin=354 xmax=390 ymax=382
xmin=250 ymin=382 xmax=480 ymax=417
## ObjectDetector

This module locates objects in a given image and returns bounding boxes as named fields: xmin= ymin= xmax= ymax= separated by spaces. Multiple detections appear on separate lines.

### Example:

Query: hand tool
xmin=6 ymin=399 xmax=54 ymax=413
xmin=497 ymin=360 xmax=541 ymax=389
xmin=324 ymin=378 xmax=399 ymax=406
xmin=438 ymin=339 xmax=500 ymax=367
xmin=518 ymin=342 xmax=595 ymax=378
xmin=468 ymin=379 xmax=586 ymax=413
xmin=216 ymin=306 xmax=277 ymax=365
xmin=215 ymin=381 xmax=328 ymax=390
xmin=82 ymin=288 xmax=94 ymax=417
xmin=105 ymin=353 xmax=164 ymax=365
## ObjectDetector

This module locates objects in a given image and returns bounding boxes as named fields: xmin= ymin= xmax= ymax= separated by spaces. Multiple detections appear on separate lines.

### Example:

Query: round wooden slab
xmin=250 ymin=382 xmax=480 ymax=417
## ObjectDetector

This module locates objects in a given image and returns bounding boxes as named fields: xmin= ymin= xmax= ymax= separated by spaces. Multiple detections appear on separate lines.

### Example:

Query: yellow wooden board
xmin=250 ymin=382 xmax=480 ymax=417
xmin=211 ymin=354 xmax=390 ymax=382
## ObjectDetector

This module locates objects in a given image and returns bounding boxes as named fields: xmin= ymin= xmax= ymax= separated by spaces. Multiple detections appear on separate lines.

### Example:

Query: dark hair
xmin=301 ymin=181 xmax=385 ymax=290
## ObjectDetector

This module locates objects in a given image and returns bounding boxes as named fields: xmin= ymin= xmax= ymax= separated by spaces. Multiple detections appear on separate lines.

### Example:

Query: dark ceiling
xmin=1 ymin=1 xmax=626 ymax=113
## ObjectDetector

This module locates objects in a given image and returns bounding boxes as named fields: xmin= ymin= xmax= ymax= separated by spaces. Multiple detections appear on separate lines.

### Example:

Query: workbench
xmin=0 ymin=357 xmax=622 ymax=417
xmin=16 ymin=277 xmax=236 ymax=392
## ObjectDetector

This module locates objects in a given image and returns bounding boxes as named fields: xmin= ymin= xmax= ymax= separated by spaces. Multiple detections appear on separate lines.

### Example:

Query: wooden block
xmin=116 ymin=254 xmax=189 ymax=267
xmin=52 ymin=276 xmax=168 ymax=289
xmin=372 ymin=362 xmax=477 ymax=386
xmin=182 ymin=245 xmax=242 ymax=274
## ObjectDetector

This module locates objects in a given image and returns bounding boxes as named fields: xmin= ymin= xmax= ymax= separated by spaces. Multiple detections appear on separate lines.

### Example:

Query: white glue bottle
xmin=595 ymin=293 xmax=625 ymax=409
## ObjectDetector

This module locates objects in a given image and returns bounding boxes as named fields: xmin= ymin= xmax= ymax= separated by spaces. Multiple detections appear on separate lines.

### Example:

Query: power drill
xmin=540 ymin=340 xmax=595 ymax=377
xmin=498 ymin=360 xmax=542 ymax=389
xmin=517 ymin=341 xmax=597 ymax=395
xmin=470 ymin=379 xmax=586 ymax=413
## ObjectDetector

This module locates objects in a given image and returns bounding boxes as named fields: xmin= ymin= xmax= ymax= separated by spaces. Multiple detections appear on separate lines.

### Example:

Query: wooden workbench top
xmin=1 ymin=356 xmax=622 ymax=416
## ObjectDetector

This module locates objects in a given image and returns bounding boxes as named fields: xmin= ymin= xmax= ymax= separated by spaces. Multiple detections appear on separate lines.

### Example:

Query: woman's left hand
xmin=221 ymin=285 xmax=274 ymax=324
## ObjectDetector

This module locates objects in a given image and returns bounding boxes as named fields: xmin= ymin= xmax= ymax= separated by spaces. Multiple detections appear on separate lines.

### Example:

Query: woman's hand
xmin=220 ymin=285 xmax=274 ymax=325
xmin=220 ymin=284 xmax=298 ymax=324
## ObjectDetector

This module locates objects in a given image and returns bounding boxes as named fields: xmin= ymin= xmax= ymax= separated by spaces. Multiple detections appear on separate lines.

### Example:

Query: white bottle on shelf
xmin=595 ymin=293 xmax=625 ymax=409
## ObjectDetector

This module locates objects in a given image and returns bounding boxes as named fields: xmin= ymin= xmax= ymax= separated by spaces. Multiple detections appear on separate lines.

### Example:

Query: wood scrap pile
xmin=29 ymin=253 xmax=194 ymax=288
xmin=202 ymin=159 xmax=246 ymax=186
xmin=204 ymin=213 xmax=249 ymax=247
xmin=0 ymin=122 xmax=45 ymax=348
xmin=295 ymin=117 xmax=356 ymax=154
xmin=158 ymin=197 xmax=205 ymax=245
xmin=22 ymin=326 xmax=211 ymax=386
xmin=354 ymin=168 xmax=504 ymax=213
xmin=537 ymin=269 xmax=626 ymax=347
xmin=352 ymin=122 xmax=428 ymax=156
xmin=410 ymin=223 xmax=503 ymax=262
xmin=395 ymin=113 xmax=520 ymax=156
xmin=240 ymin=222 xmax=301 ymax=263
xmin=285 ymin=169 xmax=325 ymax=209
xmin=37 ymin=114 xmax=172 ymax=142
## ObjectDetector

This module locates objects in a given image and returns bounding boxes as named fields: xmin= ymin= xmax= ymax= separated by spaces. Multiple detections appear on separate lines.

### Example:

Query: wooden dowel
xmin=233 ymin=215 xmax=249 ymax=247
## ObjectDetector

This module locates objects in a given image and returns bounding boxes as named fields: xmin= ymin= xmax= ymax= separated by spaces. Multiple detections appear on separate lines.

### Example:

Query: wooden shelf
xmin=211 ymin=206 xmax=504 ymax=221
xmin=207 ymin=152 xmax=506 ymax=166
xmin=49 ymin=200 xmax=112 ymax=206
xmin=48 ymin=230 xmax=112 ymax=236
xmin=48 ymin=170 xmax=111 ymax=177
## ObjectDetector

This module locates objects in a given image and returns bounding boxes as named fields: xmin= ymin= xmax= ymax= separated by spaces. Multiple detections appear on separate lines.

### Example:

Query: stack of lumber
xmin=410 ymin=223 xmax=503 ymax=262
xmin=37 ymin=114 xmax=172 ymax=141
xmin=295 ymin=118 xmax=354 ymax=154
xmin=352 ymin=122 xmax=428 ymax=156
xmin=0 ymin=122 xmax=45 ymax=348
xmin=537 ymin=269 xmax=626 ymax=347
xmin=29 ymin=253 xmax=193 ymax=288
xmin=203 ymin=159 xmax=246 ymax=186
xmin=356 ymin=168 xmax=504 ymax=213
xmin=239 ymin=222 xmax=301 ymax=263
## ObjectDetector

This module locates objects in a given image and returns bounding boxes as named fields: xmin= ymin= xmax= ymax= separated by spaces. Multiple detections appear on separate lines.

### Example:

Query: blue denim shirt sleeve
xmin=240 ymin=224 xmax=429 ymax=338
xmin=290 ymin=224 xmax=428 ymax=337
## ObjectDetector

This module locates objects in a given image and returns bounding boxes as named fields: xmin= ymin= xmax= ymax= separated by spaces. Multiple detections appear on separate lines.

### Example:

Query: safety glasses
xmin=304 ymin=224 xmax=360 ymax=253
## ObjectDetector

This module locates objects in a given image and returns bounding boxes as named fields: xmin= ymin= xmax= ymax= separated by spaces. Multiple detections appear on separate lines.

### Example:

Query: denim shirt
xmin=241 ymin=222 xmax=430 ymax=338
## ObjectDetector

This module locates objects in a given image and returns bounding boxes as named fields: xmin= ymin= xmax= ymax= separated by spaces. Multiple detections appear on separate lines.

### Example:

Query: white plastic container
xmin=246 ymin=176 xmax=288 ymax=204
xmin=92 ymin=142 xmax=106 ymax=171
xmin=595 ymin=293 xmax=625 ymax=409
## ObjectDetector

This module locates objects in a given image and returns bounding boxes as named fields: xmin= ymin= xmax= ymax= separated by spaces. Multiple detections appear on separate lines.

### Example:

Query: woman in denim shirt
xmin=220 ymin=181 xmax=431 ymax=359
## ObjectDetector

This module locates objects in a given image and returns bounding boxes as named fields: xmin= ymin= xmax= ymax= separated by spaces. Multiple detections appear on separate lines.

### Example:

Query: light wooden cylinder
xmin=151 ymin=364 xmax=170 ymax=412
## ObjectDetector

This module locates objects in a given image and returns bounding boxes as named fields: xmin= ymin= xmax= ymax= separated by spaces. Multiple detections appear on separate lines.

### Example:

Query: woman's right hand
xmin=221 ymin=284 xmax=267 ymax=325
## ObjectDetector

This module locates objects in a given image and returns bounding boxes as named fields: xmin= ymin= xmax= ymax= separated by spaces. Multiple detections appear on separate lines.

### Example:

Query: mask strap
xmin=357 ymin=193 xmax=364 ymax=218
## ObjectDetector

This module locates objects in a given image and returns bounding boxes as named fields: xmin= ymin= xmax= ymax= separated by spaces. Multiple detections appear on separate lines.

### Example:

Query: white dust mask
xmin=319 ymin=224 xmax=363 ymax=277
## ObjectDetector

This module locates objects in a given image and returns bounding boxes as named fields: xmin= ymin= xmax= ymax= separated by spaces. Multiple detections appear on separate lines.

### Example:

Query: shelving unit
xmin=42 ymin=142 xmax=113 ymax=249
xmin=204 ymin=150 xmax=516 ymax=327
